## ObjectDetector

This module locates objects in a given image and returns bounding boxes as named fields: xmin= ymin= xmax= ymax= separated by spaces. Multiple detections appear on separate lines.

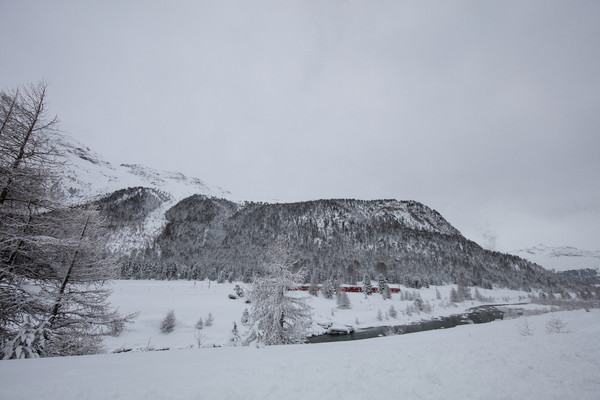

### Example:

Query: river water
xmin=307 ymin=304 xmax=506 ymax=344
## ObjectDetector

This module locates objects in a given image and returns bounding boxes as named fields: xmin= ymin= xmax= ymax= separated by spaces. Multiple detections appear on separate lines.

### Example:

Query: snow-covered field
xmin=101 ymin=280 xmax=532 ymax=351
xmin=1 ymin=309 xmax=598 ymax=399
xmin=1 ymin=280 xmax=599 ymax=400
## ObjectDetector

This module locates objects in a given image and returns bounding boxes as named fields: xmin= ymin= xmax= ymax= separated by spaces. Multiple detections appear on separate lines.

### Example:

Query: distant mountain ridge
xmin=511 ymin=244 xmax=600 ymax=272
xmin=511 ymin=244 xmax=600 ymax=286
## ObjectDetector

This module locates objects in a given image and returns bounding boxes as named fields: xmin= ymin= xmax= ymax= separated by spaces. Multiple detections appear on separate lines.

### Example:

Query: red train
xmin=289 ymin=285 xmax=401 ymax=293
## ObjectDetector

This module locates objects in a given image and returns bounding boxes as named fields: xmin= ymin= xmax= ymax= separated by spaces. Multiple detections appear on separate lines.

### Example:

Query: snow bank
xmin=1 ymin=309 xmax=598 ymax=400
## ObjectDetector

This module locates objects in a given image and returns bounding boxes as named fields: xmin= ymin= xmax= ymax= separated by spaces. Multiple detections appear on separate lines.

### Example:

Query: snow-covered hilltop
xmin=50 ymin=132 xmax=232 ymax=251
xmin=52 ymin=132 xmax=231 ymax=205
xmin=511 ymin=244 xmax=600 ymax=272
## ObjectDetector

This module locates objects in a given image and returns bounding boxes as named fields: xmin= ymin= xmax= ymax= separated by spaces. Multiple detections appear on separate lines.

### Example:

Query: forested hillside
xmin=103 ymin=191 xmax=576 ymax=291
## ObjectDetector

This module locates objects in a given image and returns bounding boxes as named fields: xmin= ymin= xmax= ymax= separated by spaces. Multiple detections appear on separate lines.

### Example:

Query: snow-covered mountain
xmin=52 ymin=132 xmax=231 ymax=205
xmin=51 ymin=132 xmax=231 ymax=250
xmin=47 ymin=133 xmax=581 ymax=290
xmin=511 ymin=244 xmax=600 ymax=272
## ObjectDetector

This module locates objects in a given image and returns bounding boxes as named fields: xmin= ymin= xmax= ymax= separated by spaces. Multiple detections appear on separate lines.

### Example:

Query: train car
xmin=289 ymin=285 xmax=401 ymax=294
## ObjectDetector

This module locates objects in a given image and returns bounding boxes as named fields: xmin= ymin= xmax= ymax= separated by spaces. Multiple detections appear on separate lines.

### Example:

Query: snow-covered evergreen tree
xmin=243 ymin=238 xmax=312 ymax=346
xmin=321 ymin=278 xmax=335 ymax=299
xmin=336 ymin=290 xmax=351 ymax=309
xmin=308 ymin=274 xmax=320 ymax=296
xmin=241 ymin=308 xmax=250 ymax=325
xmin=380 ymin=280 xmax=392 ymax=300
xmin=205 ymin=313 xmax=214 ymax=327
xmin=450 ymin=287 xmax=460 ymax=303
xmin=457 ymin=275 xmax=472 ymax=301
xmin=230 ymin=322 xmax=241 ymax=345
xmin=362 ymin=274 xmax=373 ymax=295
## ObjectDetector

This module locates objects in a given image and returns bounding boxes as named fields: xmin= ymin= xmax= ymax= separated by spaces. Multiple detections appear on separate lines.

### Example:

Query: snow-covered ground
xmin=1 ymin=306 xmax=598 ymax=399
xmin=101 ymin=280 xmax=534 ymax=351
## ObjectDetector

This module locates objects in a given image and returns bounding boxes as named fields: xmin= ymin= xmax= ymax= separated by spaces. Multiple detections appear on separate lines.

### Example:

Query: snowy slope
xmin=1 ymin=308 xmax=598 ymax=400
xmin=52 ymin=132 xmax=231 ymax=205
xmin=512 ymin=244 xmax=600 ymax=272
xmin=50 ymin=132 xmax=232 ymax=251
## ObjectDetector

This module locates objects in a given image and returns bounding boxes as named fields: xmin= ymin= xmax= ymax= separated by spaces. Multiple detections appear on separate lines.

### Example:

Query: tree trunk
xmin=49 ymin=215 xmax=90 ymax=323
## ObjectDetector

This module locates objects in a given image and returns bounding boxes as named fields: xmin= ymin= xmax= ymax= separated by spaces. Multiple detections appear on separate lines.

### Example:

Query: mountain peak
xmin=51 ymin=132 xmax=231 ymax=204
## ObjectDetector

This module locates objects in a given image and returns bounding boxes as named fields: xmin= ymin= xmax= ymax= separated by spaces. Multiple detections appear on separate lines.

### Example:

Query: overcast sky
xmin=1 ymin=1 xmax=599 ymax=252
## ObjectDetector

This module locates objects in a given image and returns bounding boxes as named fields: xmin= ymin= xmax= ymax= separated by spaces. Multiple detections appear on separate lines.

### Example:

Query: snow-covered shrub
xmin=108 ymin=318 xmax=125 ymax=337
xmin=517 ymin=318 xmax=535 ymax=336
xmin=241 ymin=308 xmax=250 ymax=325
xmin=376 ymin=309 xmax=383 ymax=321
xmin=389 ymin=305 xmax=398 ymax=319
xmin=43 ymin=332 xmax=104 ymax=357
xmin=414 ymin=296 xmax=431 ymax=313
xmin=2 ymin=317 xmax=49 ymax=360
xmin=194 ymin=331 xmax=205 ymax=348
xmin=195 ymin=317 xmax=204 ymax=330
xmin=546 ymin=315 xmax=569 ymax=334
xmin=160 ymin=310 xmax=176 ymax=333
xmin=234 ymin=285 xmax=245 ymax=298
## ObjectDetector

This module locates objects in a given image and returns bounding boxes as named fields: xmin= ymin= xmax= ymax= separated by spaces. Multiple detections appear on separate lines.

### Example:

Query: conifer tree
xmin=1 ymin=82 xmax=130 ymax=357
xmin=243 ymin=238 xmax=312 ymax=346
xmin=230 ymin=322 xmax=241 ymax=345
xmin=362 ymin=274 xmax=373 ymax=296
xmin=308 ymin=273 xmax=319 ymax=296
xmin=321 ymin=278 xmax=335 ymax=299
xmin=241 ymin=308 xmax=250 ymax=325
xmin=336 ymin=290 xmax=351 ymax=309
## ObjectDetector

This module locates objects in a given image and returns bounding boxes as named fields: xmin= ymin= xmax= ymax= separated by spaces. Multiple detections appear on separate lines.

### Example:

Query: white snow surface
xmin=512 ymin=244 xmax=600 ymax=271
xmin=0 ymin=294 xmax=598 ymax=399
xmin=3 ymin=281 xmax=599 ymax=399
xmin=100 ymin=280 xmax=533 ymax=352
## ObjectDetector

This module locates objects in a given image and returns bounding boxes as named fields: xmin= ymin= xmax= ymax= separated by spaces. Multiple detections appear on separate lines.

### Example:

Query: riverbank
xmin=2 ymin=308 xmax=598 ymax=400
